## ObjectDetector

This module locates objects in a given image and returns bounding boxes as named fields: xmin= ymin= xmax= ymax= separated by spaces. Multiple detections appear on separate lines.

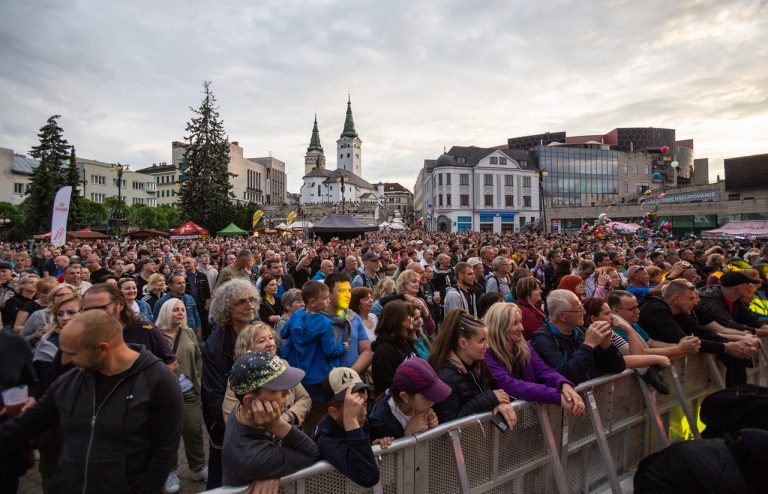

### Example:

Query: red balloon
xmin=660 ymin=145 xmax=670 ymax=154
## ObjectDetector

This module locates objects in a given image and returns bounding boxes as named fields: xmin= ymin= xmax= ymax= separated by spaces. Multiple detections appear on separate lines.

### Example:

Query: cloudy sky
xmin=1 ymin=0 xmax=766 ymax=193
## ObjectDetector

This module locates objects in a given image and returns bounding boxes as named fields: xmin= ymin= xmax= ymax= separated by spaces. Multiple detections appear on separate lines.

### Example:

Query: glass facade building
xmin=534 ymin=146 xmax=619 ymax=207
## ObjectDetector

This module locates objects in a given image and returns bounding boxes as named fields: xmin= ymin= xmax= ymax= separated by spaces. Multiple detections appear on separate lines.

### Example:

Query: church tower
xmin=304 ymin=114 xmax=326 ymax=176
xmin=336 ymin=95 xmax=362 ymax=177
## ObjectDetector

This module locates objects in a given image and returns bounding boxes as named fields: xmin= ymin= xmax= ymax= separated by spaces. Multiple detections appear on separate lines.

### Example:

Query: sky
xmin=1 ymin=0 xmax=767 ymax=193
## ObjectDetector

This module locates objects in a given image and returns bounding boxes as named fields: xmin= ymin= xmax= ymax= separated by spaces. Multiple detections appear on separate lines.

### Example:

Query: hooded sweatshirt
xmin=0 ymin=345 xmax=182 ymax=494
xmin=280 ymin=309 xmax=346 ymax=386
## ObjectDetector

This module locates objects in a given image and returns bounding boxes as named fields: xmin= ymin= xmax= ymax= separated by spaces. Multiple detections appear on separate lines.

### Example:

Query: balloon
xmin=657 ymin=193 xmax=666 ymax=199
xmin=660 ymin=145 xmax=670 ymax=154
xmin=652 ymin=172 xmax=662 ymax=181
xmin=598 ymin=213 xmax=608 ymax=222
xmin=644 ymin=189 xmax=653 ymax=196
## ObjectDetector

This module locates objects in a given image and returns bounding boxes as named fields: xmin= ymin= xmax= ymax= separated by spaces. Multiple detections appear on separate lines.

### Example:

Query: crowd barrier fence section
xmin=206 ymin=340 xmax=768 ymax=494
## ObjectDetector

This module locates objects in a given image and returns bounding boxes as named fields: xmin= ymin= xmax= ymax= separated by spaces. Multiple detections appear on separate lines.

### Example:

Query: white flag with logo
xmin=50 ymin=186 xmax=72 ymax=248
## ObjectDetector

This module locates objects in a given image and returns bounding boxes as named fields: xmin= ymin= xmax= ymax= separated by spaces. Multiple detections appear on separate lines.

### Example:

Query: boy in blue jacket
xmin=280 ymin=281 xmax=349 ymax=432
xmin=312 ymin=367 xmax=381 ymax=488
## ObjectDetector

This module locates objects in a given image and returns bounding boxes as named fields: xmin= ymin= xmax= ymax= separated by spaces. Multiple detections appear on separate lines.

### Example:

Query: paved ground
xmin=19 ymin=441 xmax=208 ymax=494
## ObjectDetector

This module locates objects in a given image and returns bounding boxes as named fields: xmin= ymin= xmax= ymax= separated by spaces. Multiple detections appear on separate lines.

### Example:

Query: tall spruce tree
xmin=66 ymin=147 xmax=83 ymax=228
xmin=178 ymin=81 xmax=234 ymax=232
xmin=27 ymin=115 xmax=70 ymax=232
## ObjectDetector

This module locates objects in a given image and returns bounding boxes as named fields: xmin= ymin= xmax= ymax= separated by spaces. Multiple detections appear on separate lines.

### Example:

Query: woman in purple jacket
xmin=484 ymin=303 xmax=585 ymax=415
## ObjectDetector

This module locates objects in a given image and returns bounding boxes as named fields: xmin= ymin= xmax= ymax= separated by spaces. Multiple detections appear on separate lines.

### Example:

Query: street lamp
xmin=537 ymin=170 xmax=549 ymax=233
xmin=671 ymin=161 xmax=679 ymax=187
xmin=110 ymin=162 xmax=129 ymax=237
xmin=0 ymin=215 xmax=10 ymax=241
xmin=336 ymin=174 xmax=346 ymax=214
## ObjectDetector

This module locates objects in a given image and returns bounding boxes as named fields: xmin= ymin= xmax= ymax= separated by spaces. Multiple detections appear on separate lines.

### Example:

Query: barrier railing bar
xmin=667 ymin=365 xmax=702 ymax=440
xmin=636 ymin=375 xmax=670 ymax=449
xmin=489 ymin=420 xmax=500 ymax=482
xmin=704 ymin=354 xmax=726 ymax=389
xmin=473 ymin=455 xmax=551 ymax=493
xmin=449 ymin=428 xmax=471 ymax=494
xmin=584 ymin=389 xmax=622 ymax=494
xmin=538 ymin=406 xmax=569 ymax=494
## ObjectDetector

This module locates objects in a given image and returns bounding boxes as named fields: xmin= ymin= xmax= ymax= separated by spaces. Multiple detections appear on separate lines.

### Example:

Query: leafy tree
xmin=27 ymin=115 xmax=71 ymax=232
xmin=178 ymin=81 xmax=235 ymax=233
xmin=77 ymin=198 xmax=108 ymax=227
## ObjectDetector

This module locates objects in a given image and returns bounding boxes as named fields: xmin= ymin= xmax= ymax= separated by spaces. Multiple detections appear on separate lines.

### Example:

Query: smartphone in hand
xmin=491 ymin=413 xmax=509 ymax=432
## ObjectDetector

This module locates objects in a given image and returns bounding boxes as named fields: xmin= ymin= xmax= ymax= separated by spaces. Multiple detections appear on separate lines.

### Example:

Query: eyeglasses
xmin=234 ymin=297 xmax=258 ymax=308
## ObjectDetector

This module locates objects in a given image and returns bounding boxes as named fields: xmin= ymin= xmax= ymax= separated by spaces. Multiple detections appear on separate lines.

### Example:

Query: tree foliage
xmin=66 ymin=147 xmax=83 ymax=228
xmin=27 ymin=115 xmax=71 ymax=233
xmin=77 ymin=198 xmax=108 ymax=227
xmin=178 ymin=81 xmax=235 ymax=233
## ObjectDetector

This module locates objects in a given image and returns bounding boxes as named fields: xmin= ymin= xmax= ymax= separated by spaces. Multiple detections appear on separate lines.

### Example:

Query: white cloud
xmin=0 ymin=0 xmax=766 ymax=194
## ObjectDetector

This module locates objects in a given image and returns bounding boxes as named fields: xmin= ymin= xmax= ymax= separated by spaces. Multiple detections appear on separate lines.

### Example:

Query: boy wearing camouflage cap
xmin=222 ymin=351 xmax=319 ymax=487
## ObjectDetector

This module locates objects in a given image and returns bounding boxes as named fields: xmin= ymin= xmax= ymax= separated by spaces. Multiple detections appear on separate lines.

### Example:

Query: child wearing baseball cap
xmin=368 ymin=357 xmax=451 ymax=440
xmin=312 ymin=367 xmax=380 ymax=488
xmin=222 ymin=351 xmax=319 ymax=487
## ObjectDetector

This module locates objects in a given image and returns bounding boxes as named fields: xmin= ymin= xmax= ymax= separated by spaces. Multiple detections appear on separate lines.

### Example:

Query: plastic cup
xmin=2 ymin=385 xmax=28 ymax=417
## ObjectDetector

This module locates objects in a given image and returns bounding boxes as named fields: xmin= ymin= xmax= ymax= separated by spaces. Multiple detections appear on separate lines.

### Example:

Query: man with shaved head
xmin=0 ymin=310 xmax=182 ymax=493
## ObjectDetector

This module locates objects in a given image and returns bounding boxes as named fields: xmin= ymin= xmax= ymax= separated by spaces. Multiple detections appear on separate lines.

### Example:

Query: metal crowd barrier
xmin=206 ymin=340 xmax=768 ymax=494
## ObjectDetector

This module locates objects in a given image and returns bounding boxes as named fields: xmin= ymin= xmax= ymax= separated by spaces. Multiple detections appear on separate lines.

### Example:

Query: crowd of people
xmin=0 ymin=229 xmax=767 ymax=493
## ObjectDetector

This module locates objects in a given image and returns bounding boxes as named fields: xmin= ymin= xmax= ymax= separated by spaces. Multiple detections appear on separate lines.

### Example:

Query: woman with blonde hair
xmin=371 ymin=277 xmax=396 ymax=316
xmin=20 ymin=282 xmax=74 ymax=347
xmin=221 ymin=322 xmax=310 ymax=427
xmin=484 ymin=303 xmax=584 ymax=414
xmin=155 ymin=299 xmax=207 ymax=491
xmin=141 ymin=272 xmax=167 ymax=311
xmin=14 ymin=276 xmax=58 ymax=335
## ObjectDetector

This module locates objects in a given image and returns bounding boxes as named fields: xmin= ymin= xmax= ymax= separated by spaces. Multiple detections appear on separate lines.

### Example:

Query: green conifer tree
xmin=178 ymin=81 xmax=234 ymax=232
xmin=27 ymin=115 xmax=71 ymax=232
xmin=67 ymin=147 xmax=83 ymax=228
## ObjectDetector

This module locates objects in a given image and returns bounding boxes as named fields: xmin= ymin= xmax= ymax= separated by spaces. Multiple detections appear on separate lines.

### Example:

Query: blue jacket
xmin=137 ymin=298 xmax=153 ymax=323
xmin=530 ymin=320 xmax=626 ymax=384
xmin=368 ymin=391 xmax=405 ymax=440
xmin=153 ymin=292 xmax=201 ymax=329
xmin=279 ymin=309 xmax=346 ymax=386
xmin=312 ymin=415 xmax=379 ymax=488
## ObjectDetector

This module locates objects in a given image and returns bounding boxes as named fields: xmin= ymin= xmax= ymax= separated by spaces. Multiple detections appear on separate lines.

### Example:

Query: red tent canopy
xmin=170 ymin=221 xmax=210 ymax=238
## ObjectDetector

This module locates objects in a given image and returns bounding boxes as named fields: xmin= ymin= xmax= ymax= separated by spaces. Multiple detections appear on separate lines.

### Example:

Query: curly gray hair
xmin=209 ymin=278 xmax=259 ymax=326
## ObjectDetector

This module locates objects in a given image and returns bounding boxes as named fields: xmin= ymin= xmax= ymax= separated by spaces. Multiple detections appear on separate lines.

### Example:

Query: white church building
xmin=299 ymin=97 xmax=381 ymax=205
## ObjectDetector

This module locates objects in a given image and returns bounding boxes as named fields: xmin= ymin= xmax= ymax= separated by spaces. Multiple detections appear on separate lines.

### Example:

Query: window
xmin=460 ymin=194 xmax=470 ymax=206
xmin=132 ymin=181 xmax=144 ymax=190
xmin=438 ymin=194 xmax=443 ymax=206
xmin=505 ymin=195 xmax=514 ymax=207
xmin=446 ymin=174 xmax=451 ymax=185
xmin=622 ymin=164 xmax=628 ymax=174
xmin=460 ymin=174 xmax=469 ymax=186
xmin=489 ymin=157 xmax=498 ymax=164
xmin=642 ymin=164 xmax=649 ymax=175
xmin=499 ymin=157 xmax=507 ymax=166
xmin=523 ymin=196 xmax=532 ymax=207
xmin=113 ymin=178 xmax=126 ymax=188
xmin=523 ymin=176 xmax=531 ymax=187
xmin=446 ymin=194 xmax=452 ymax=206
xmin=484 ymin=194 xmax=494 ymax=206
xmin=624 ymin=182 xmax=629 ymax=193
xmin=438 ymin=174 xmax=443 ymax=185
xmin=519 ymin=160 xmax=528 ymax=167
xmin=90 ymin=175 xmax=106 ymax=185
xmin=504 ymin=175 xmax=514 ymax=186
xmin=132 ymin=198 xmax=144 ymax=205
xmin=14 ymin=183 xmax=24 ymax=194
xmin=484 ymin=174 xmax=493 ymax=186
xmin=91 ymin=193 xmax=105 ymax=202
xmin=456 ymin=157 xmax=466 ymax=164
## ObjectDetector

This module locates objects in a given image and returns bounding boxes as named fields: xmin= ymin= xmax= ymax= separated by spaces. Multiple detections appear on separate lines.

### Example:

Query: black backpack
xmin=700 ymin=384 xmax=768 ymax=439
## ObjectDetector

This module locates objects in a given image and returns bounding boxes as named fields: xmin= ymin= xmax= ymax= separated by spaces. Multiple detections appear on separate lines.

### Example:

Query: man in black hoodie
xmin=0 ymin=310 xmax=182 ymax=494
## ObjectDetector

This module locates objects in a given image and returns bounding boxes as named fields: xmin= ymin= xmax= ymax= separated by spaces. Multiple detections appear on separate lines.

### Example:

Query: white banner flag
xmin=50 ymin=186 xmax=73 ymax=247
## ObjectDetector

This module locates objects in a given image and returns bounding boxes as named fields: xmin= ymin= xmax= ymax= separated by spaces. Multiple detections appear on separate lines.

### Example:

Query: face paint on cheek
xmin=338 ymin=281 xmax=352 ymax=311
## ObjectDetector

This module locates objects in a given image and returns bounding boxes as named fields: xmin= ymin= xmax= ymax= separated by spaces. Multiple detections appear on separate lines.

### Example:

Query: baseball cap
xmin=392 ymin=358 xmax=451 ymax=403
xmin=720 ymin=271 xmax=762 ymax=288
xmin=137 ymin=258 xmax=158 ymax=270
xmin=634 ymin=246 xmax=646 ymax=253
xmin=229 ymin=351 xmax=305 ymax=396
xmin=0 ymin=262 xmax=12 ymax=270
xmin=324 ymin=367 xmax=372 ymax=402
xmin=362 ymin=251 xmax=380 ymax=262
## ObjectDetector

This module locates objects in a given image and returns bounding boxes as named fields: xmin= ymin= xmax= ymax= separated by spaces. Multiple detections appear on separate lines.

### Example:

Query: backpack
xmin=700 ymin=384 xmax=768 ymax=439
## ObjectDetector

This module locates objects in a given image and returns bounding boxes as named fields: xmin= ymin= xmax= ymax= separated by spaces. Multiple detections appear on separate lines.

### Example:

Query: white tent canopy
xmin=278 ymin=220 xmax=314 ymax=230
